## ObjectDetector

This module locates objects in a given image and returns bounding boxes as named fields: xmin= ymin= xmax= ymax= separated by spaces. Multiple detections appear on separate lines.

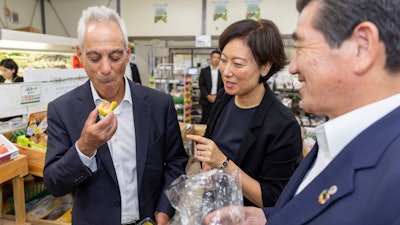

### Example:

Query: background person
xmin=187 ymin=19 xmax=302 ymax=208
xmin=43 ymin=6 xmax=188 ymax=225
xmin=204 ymin=0 xmax=400 ymax=224
xmin=130 ymin=62 xmax=142 ymax=84
xmin=0 ymin=58 xmax=23 ymax=83
xmin=198 ymin=50 xmax=224 ymax=124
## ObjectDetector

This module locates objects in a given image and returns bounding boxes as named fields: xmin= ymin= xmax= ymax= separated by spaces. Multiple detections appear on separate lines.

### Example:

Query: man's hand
xmin=76 ymin=108 xmax=118 ymax=157
xmin=207 ymin=94 xmax=217 ymax=103
xmin=203 ymin=206 xmax=267 ymax=225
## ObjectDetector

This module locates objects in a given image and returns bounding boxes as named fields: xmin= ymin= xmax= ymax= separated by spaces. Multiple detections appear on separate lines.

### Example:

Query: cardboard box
xmin=0 ymin=134 xmax=19 ymax=164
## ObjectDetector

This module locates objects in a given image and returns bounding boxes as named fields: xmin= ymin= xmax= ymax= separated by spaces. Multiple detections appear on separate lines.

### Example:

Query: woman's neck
xmin=234 ymin=83 xmax=266 ymax=109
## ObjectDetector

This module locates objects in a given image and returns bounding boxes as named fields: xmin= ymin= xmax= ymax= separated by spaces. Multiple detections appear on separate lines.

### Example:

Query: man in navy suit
xmin=204 ymin=0 xmax=400 ymax=224
xmin=199 ymin=50 xmax=224 ymax=124
xmin=43 ymin=6 xmax=188 ymax=225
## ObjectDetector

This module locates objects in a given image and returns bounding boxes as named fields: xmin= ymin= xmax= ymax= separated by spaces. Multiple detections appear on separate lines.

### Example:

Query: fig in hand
xmin=98 ymin=101 xmax=117 ymax=116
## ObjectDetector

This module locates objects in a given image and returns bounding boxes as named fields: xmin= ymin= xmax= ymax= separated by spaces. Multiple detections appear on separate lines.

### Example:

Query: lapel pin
xmin=318 ymin=185 xmax=338 ymax=204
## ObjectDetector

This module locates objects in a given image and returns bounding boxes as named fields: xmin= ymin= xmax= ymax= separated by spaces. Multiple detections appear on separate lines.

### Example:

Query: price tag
xmin=20 ymin=84 xmax=41 ymax=104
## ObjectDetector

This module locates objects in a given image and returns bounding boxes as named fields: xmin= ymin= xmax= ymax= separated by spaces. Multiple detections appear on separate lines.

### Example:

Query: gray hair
xmin=77 ymin=5 xmax=129 ymax=50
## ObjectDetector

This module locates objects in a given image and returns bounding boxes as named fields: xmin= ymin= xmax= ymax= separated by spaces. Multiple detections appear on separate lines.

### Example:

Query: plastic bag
xmin=165 ymin=169 xmax=244 ymax=225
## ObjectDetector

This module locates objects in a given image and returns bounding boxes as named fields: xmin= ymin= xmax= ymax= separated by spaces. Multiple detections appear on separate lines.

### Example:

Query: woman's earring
xmin=261 ymin=72 xmax=267 ymax=77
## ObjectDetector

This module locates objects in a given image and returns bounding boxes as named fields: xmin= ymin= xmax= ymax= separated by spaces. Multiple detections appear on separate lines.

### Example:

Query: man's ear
xmin=76 ymin=45 xmax=82 ymax=59
xmin=352 ymin=21 xmax=380 ymax=75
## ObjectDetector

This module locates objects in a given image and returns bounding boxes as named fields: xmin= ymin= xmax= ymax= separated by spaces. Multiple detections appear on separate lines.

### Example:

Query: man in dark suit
xmin=130 ymin=62 xmax=142 ymax=84
xmin=199 ymin=50 xmax=223 ymax=124
xmin=43 ymin=6 xmax=188 ymax=225
xmin=204 ymin=0 xmax=400 ymax=224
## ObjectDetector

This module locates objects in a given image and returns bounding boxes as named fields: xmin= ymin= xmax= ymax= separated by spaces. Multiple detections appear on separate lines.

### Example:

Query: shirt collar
xmin=90 ymin=76 xmax=132 ymax=107
xmin=317 ymin=93 xmax=400 ymax=159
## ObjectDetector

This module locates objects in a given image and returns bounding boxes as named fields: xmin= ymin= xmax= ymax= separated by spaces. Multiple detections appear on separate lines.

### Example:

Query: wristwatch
xmin=220 ymin=157 xmax=230 ymax=169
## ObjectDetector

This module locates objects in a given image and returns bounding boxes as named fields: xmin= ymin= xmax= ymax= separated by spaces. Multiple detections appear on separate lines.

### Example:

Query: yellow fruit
xmin=98 ymin=101 xmax=117 ymax=116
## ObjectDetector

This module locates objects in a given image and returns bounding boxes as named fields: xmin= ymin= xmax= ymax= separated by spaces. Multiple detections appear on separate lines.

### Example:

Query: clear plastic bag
xmin=165 ymin=169 xmax=244 ymax=225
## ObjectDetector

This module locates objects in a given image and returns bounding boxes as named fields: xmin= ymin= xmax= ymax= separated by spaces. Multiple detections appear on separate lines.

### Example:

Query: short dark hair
xmin=0 ymin=59 xmax=19 ymax=76
xmin=297 ymin=0 xmax=400 ymax=72
xmin=210 ymin=49 xmax=221 ymax=57
xmin=219 ymin=19 xmax=286 ymax=83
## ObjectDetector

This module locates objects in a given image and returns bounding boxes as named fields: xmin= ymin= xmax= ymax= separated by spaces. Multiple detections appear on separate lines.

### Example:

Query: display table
xmin=0 ymin=154 xmax=29 ymax=225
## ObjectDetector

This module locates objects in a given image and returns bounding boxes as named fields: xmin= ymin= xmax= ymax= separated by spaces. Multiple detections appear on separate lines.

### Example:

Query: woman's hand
xmin=186 ymin=134 xmax=227 ymax=169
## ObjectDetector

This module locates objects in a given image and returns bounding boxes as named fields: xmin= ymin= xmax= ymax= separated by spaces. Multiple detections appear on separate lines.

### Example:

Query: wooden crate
xmin=15 ymin=145 xmax=45 ymax=178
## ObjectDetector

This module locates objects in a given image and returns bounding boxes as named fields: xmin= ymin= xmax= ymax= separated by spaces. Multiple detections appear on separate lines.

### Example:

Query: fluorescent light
xmin=0 ymin=29 xmax=78 ymax=53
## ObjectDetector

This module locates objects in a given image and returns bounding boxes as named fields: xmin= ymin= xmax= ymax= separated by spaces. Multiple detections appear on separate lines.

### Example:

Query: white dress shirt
xmin=77 ymin=77 xmax=139 ymax=223
xmin=296 ymin=94 xmax=400 ymax=195
xmin=210 ymin=66 xmax=219 ymax=95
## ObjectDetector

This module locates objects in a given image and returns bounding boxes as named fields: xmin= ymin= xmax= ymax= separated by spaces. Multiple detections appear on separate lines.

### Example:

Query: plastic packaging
xmin=165 ymin=169 xmax=243 ymax=225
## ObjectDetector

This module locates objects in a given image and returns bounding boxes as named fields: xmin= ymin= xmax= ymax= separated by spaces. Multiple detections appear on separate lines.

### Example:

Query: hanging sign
xmin=214 ymin=1 xmax=228 ymax=21
xmin=195 ymin=35 xmax=212 ymax=47
xmin=154 ymin=3 xmax=167 ymax=23
xmin=246 ymin=0 xmax=261 ymax=19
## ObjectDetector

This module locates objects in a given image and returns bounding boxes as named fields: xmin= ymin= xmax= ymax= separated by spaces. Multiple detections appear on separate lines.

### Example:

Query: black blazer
xmin=130 ymin=63 xmax=142 ymax=84
xmin=198 ymin=66 xmax=223 ymax=105
xmin=0 ymin=75 xmax=23 ymax=83
xmin=44 ymin=79 xmax=188 ymax=225
xmin=204 ymin=84 xmax=303 ymax=207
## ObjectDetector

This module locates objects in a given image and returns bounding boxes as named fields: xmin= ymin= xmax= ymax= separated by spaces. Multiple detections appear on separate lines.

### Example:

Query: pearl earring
xmin=261 ymin=72 xmax=267 ymax=77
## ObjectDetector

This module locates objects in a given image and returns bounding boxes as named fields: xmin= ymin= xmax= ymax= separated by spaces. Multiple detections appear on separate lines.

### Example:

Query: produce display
xmin=0 ymin=144 xmax=8 ymax=154
xmin=16 ymin=110 xmax=48 ymax=151
xmin=28 ymin=133 xmax=48 ymax=148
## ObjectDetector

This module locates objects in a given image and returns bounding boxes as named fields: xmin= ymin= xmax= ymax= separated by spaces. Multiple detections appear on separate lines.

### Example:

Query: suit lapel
xmin=269 ymin=145 xmax=354 ymax=224
xmin=129 ymin=81 xmax=149 ymax=194
xmin=268 ymin=106 xmax=400 ymax=225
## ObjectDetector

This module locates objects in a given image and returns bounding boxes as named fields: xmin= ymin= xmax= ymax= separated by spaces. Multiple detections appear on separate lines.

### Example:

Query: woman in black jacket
xmin=187 ymin=19 xmax=303 ymax=208
xmin=0 ymin=59 xmax=23 ymax=83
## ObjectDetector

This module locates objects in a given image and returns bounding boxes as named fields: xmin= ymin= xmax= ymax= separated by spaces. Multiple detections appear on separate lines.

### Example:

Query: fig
xmin=98 ymin=101 xmax=117 ymax=116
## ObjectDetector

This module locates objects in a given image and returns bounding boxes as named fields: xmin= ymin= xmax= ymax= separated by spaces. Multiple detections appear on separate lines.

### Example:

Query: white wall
xmin=0 ymin=0 xmax=298 ymax=86
xmin=206 ymin=0 xmax=298 ymax=36
xmin=0 ymin=0 xmax=298 ymax=38
xmin=122 ymin=0 xmax=204 ymax=37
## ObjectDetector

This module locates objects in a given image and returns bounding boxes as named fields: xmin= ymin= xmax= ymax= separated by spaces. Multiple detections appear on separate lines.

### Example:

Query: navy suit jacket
xmin=199 ymin=66 xmax=223 ymax=105
xmin=265 ymin=106 xmax=400 ymax=225
xmin=43 ymin=79 xmax=188 ymax=225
